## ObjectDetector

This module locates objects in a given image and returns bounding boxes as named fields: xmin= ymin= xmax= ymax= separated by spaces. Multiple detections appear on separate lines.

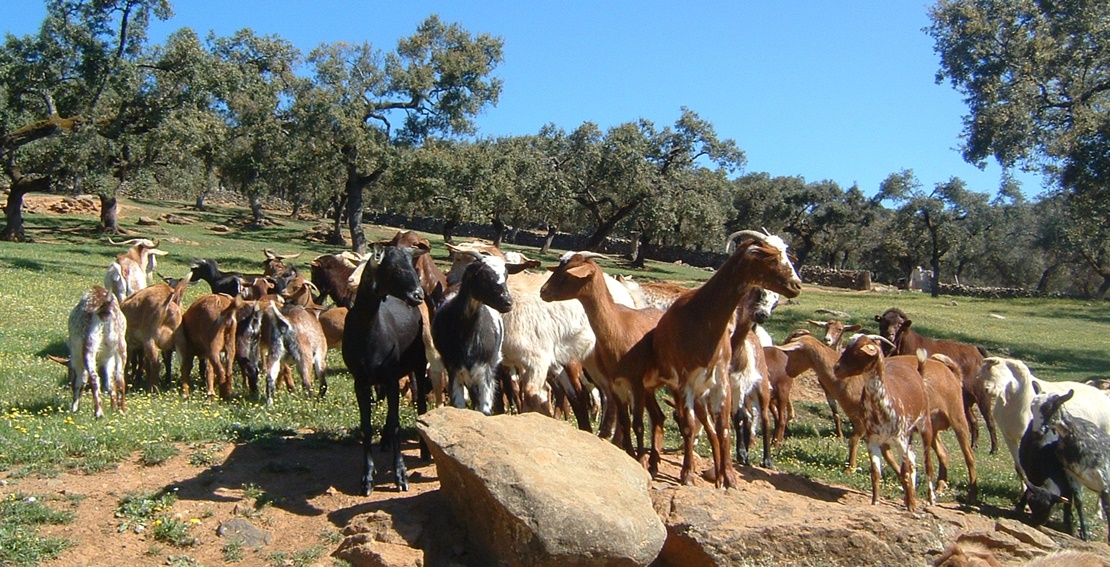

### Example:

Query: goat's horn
xmin=725 ymin=230 xmax=766 ymax=253
xmin=866 ymin=334 xmax=897 ymax=350
xmin=108 ymin=237 xmax=140 ymax=246
xmin=279 ymin=252 xmax=300 ymax=260
xmin=577 ymin=251 xmax=608 ymax=260
xmin=149 ymin=238 xmax=160 ymax=248
xmin=263 ymin=249 xmax=276 ymax=259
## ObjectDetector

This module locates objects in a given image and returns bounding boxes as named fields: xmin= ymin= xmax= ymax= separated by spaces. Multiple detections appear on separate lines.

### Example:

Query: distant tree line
xmin=2 ymin=1 xmax=1108 ymax=298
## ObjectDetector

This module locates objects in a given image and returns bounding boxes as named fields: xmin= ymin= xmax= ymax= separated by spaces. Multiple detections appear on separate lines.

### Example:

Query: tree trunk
xmin=491 ymin=216 xmax=506 ymax=248
xmin=581 ymin=198 xmax=644 ymax=251
xmin=1035 ymin=263 xmax=1059 ymax=294
xmin=442 ymin=219 xmax=457 ymax=245
xmin=343 ymin=164 xmax=387 ymax=254
xmin=1 ymin=186 xmax=30 ymax=242
xmin=1098 ymin=272 xmax=1110 ymax=301
xmin=290 ymin=196 xmax=303 ymax=220
xmin=631 ymin=232 xmax=652 ymax=268
xmin=508 ymin=226 xmax=520 ymax=244
xmin=98 ymin=194 xmax=121 ymax=234
xmin=249 ymin=193 xmax=264 ymax=228
xmin=540 ymin=225 xmax=557 ymax=254
xmin=328 ymin=193 xmax=346 ymax=246
xmin=194 ymin=189 xmax=209 ymax=211
xmin=930 ymin=257 xmax=941 ymax=298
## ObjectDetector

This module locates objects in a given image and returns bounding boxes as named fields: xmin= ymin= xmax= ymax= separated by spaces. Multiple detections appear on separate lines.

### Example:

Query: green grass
xmin=0 ymin=196 xmax=1108 ymax=554
xmin=0 ymin=493 xmax=76 ymax=566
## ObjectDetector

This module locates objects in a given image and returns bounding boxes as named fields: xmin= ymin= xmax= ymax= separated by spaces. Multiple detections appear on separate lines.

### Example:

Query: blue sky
xmin=5 ymin=1 xmax=1048 ymax=198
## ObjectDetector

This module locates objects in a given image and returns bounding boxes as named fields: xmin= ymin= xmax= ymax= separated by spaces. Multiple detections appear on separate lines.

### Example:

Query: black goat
xmin=190 ymin=258 xmax=248 ymax=297
xmin=341 ymin=244 xmax=428 ymax=495
xmin=431 ymin=252 xmax=523 ymax=415
xmin=1041 ymin=388 xmax=1110 ymax=543
xmin=1017 ymin=385 xmax=1076 ymax=533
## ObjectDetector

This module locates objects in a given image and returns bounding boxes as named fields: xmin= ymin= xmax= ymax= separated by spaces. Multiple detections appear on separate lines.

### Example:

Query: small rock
xmin=210 ymin=225 xmax=231 ymax=233
xmin=988 ymin=313 xmax=1006 ymax=319
xmin=138 ymin=216 xmax=159 ymax=226
xmin=217 ymin=518 xmax=272 ymax=548
xmin=947 ymin=300 xmax=959 ymax=306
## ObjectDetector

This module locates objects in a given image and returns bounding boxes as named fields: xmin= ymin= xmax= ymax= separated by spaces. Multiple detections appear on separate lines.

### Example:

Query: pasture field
xmin=0 ymin=196 xmax=1108 ymax=564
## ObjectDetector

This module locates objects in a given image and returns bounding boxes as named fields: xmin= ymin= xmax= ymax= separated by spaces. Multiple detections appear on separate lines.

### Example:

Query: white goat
xmin=104 ymin=238 xmax=169 ymax=302
xmin=980 ymin=356 xmax=1110 ymax=483
xmin=65 ymin=286 xmax=127 ymax=418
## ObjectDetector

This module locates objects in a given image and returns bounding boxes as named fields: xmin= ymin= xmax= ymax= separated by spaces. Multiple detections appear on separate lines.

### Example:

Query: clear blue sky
xmin=4 ymin=1 xmax=1048 ymax=198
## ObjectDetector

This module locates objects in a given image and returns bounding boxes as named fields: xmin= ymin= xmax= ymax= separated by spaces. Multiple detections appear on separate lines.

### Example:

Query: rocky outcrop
xmin=417 ymin=407 xmax=666 ymax=567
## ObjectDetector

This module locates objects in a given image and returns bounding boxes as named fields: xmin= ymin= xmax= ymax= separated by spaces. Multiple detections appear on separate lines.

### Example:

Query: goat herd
xmin=56 ymin=231 xmax=1110 ymax=543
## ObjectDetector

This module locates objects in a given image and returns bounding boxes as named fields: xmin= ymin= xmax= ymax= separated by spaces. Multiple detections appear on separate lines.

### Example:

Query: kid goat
xmin=653 ymin=230 xmax=801 ymax=488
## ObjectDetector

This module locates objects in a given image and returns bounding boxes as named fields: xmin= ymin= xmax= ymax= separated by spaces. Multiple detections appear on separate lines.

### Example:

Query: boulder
xmin=417 ymin=407 xmax=666 ymax=567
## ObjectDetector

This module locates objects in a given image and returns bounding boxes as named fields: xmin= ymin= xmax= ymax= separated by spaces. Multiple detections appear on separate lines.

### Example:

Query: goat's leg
xmin=1071 ymin=477 xmax=1089 ymax=541
xmin=355 ymin=382 xmax=377 ymax=496
xmin=677 ymin=393 xmax=700 ymax=486
xmin=203 ymin=354 xmax=220 ymax=401
xmin=1100 ymin=490 xmax=1110 ymax=543
xmin=384 ymin=380 xmax=408 ymax=492
xmin=975 ymin=387 xmax=999 ymax=455
xmin=110 ymin=352 xmax=126 ymax=413
xmin=562 ymin=361 xmax=594 ymax=433
xmin=411 ymin=365 xmax=430 ymax=461
xmin=717 ymin=394 xmax=737 ymax=489
xmin=846 ymin=419 xmax=863 ymax=472
xmin=773 ymin=378 xmax=791 ymax=444
xmin=631 ymin=386 xmax=648 ymax=465
xmin=920 ymin=428 xmax=937 ymax=506
xmin=868 ymin=443 xmax=883 ymax=506
xmin=932 ymin=434 xmax=950 ymax=496
xmin=70 ymin=366 xmax=87 ymax=414
xmin=963 ymin=390 xmax=981 ymax=449
xmin=161 ymin=350 xmax=173 ymax=390
xmin=473 ymin=365 xmax=496 ymax=416
xmin=315 ymin=353 xmax=328 ymax=398
xmin=264 ymin=353 xmax=282 ymax=406
xmin=598 ymin=386 xmax=617 ymax=440
xmin=645 ymin=391 xmax=665 ymax=478
xmin=954 ymin=420 xmax=978 ymax=504
xmin=759 ymin=389 xmax=773 ymax=468
xmin=178 ymin=352 xmax=194 ymax=398
xmin=899 ymin=442 xmax=919 ymax=512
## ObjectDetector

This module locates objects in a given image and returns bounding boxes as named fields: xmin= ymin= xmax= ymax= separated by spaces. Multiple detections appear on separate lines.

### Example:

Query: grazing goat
xmin=540 ymin=252 xmax=666 ymax=474
xmin=834 ymin=335 xmax=935 ymax=511
xmin=105 ymin=238 xmax=169 ymax=302
xmin=1040 ymin=388 xmax=1110 ymax=543
xmin=260 ymin=299 xmax=328 ymax=405
xmin=653 ymin=230 xmax=801 ymax=488
xmin=876 ymin=308 xmax=994 ymax=454
xmin=120 ymin=274 xmax=192 ymax=390
xmin=1017 ymin=391 xmax=1077 ymax=534
xmin=432 ymin=251 xmax=522 ymax=415
xmin=64 ymin=286 xmax=128 ymax=418
xmin=342 ymin=244 xmax=428 ymax=494
xmin=978 ymin=357 xmax=1110 ymax=484
xmin=174 ymin=293 xmax=255 ymax=400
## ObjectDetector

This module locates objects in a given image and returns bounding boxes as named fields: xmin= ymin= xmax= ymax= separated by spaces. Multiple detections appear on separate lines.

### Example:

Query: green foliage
xmin=139 ymin=441 xmax=181 ymax=466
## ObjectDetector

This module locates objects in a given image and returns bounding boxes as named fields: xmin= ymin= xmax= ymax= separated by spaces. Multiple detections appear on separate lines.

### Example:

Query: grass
xmin=0 ymin=196 xmax=1109 ymax=555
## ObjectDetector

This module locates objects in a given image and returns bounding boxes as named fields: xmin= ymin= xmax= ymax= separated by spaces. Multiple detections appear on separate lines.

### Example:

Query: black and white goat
xmin=64 ymin=286 xmax=128 ymax=417
xmin=1037 ymin=388 xmax=1110 ymax=542
xmin=342 ymin=244 xmax=428 ymax=495
xmin=431 ymin=251 xmax=524 ymax=415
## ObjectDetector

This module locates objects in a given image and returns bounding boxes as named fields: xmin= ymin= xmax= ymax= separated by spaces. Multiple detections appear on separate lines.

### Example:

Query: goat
xmin=876 ymin=308 xmax=994 ymax=454
xmin=259 ymin=298 xmax=328 ymax=405
xmin=319 ymin=307 xmax=347 ymax=350
xmin=261 ymin=249 xmax=300 ymax=277
xmin=63 ymin=286 xmax=128 ymax=418
xmin=120 ymin=274 xmax=192 ymax=390
xmin=834 ymin=335 xmax=935 ymax=511
xmin=653 ymin=230 xmax=801 ymax=488
xmin=1039 ymin=388 xmax=1110 ymax=543
xmin=104 ymin=238 xmax=169 ymax=302
xmin=310 ymin=253 xmax=360 ymax=308
xmin=729 ymin=289 xmax=774 ymax=469
xmin=174 ymin=293 xmax=255 ymax=400
xmin=808 ymin=319 xmax=862 ymax=351
xmin=190 ymin=258 xmax=248 ymax=298
xmin=432 ymin=251 xmax=523 ymax=415
xmin=1017 ymin=390 xmax=1078 ymax=534
xmin=342 ymin=244 xmax=428 ymax=494
xmin=540 ymin=251 xmax=666 ymax=474
xmin=921 ymin=353 xmax=979 ymax=503
xmin=978 ymin=357 xmax=1110 ymax=484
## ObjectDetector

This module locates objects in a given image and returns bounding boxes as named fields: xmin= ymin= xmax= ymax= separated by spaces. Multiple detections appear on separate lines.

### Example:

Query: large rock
xmin=417 ymin=407 xmax=666 ymax=567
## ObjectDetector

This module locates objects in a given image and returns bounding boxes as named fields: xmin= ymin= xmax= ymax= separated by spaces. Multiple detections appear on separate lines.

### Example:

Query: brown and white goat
xmin=261 ymin=249 xmax=300 ymax=277
xmin=174 ymin=294 xmax=255 ymax=400
xmin=63 ymin=286 xmax=128 ymax=418
xmin=808 ymin=319 xmax=862 ymax=351
xmin=653 ymin=230 xmax=802 ymax=488
xmin=775 ymin=333 xmax=864 ymax=458
xmin=121 ymin=274 xmax=192 ymax=390
xmin=105 ymin=238 xmax=169 ymax=302
xmin=834 ymin=335 xmax=935 ymax=511
xmin=540 ymin=251 xmax=666 ymax=474
xmin=259 ymin=298 xmax=328 ymax=405
xmin=876 ymin=308 xmax=993 ymax=453
xmin=729 ymin=289 xmax=774 ymax=469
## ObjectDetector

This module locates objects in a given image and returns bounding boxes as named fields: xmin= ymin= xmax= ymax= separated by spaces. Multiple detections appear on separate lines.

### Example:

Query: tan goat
xmin=105 ymin=238 xmax=169 ymax=302
xmin=175 ymin=293 xmax=255 ymax=400
xmin=121 ymin=274 xmax=191 ymax=390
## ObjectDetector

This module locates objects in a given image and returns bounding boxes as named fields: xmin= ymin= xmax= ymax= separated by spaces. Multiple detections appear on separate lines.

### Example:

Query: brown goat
xmin=653 ymin=231 xmax=802 ymax=488
xmin=175 ymin=294 xmax=254 ymax=400
xmin=876 ymin=308 xmax=993 ymax=453
xmin=835 ymin=335 xmax=935 ymax=511
xmin=540 ymin=251 xmax=666 ymax=474
xmin=120 ymin=274 xmax=191 ymax=390
xmin=919 ymin=353 xmax=979 ymax=503
xmin=259 ymin=299 xmax=328 ymax=405
xmin=318 ymin=306 xmax=347 ymax=350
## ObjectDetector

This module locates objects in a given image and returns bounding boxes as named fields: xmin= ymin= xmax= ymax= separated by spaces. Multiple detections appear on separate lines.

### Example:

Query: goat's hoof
xmin=761 ymin=459 xmax=774 ymax=469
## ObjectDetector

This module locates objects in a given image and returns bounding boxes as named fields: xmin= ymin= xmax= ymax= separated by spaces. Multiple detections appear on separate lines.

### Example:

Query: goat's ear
xmin=902 ymin=319 xmax=913 ymax=330
xmin=861 ymin=343 xmax=880 ymax=357
xmin=507 ymin=260 xmax=540 ymax=275
xmin=565 ymin=264 xmax=593 ymax=279
xmin=845 ymin=324 xmax=862 ymax=332
xmin=1060 ymin=389 xmax=1075 ymax=404
xmin=1032 ymin=381 xmax=1042 ymax=395
xmin=874 ymin=314 xmax=882 ymax=322
xmin=807 ymin=320 xmax=828 ymax=328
